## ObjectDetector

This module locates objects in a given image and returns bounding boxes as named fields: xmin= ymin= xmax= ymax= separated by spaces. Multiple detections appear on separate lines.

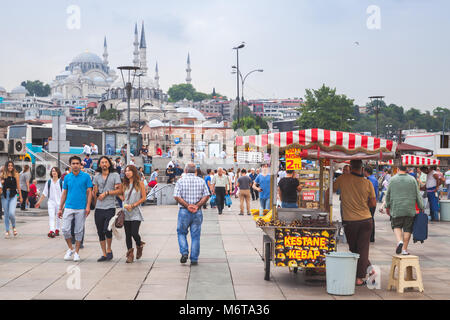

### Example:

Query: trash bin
xmin=440 ymin=200 xmax=450 ymax=221
xmin=144 ymin=163 xmax=152 ymax=175
xmin=325 ymin=252 xmax=360 ymax=295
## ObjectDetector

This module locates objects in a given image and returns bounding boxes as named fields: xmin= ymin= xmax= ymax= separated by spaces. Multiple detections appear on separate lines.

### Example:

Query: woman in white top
xmin=36 ymin=167 xmax=63 ymax=238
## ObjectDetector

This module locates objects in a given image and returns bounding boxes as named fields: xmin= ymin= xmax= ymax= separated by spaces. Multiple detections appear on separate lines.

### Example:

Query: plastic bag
xmin=210 ymin=194 xmax=217 ymax=207
xmin=225 ymin=194 xmax=232 ymax=207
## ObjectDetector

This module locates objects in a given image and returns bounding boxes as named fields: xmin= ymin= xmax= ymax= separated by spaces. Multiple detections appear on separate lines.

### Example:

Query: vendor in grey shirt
xmin=93 ymin=156 xmax=122 ymax=262
xmin=19 ymin=165 xmax=31 ymax=211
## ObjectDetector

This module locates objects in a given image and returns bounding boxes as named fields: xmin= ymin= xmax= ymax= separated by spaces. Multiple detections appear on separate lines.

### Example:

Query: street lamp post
xmin=233 ymin=42 xmax=245 ymax=126
xmin=369 ymin=95 xmax=385 ymax=176
xmin=118 ymin=66 xmax=140 ymax=165
xmin=136 ymin=72 xmax=144 ymax=133
xmin=232 ymin=67 xmax=264 ymax=104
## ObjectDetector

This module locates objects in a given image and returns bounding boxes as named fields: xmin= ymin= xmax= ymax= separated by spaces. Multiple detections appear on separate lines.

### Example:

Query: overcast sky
xmin=0 ymin=0 xmax=449 ymax=111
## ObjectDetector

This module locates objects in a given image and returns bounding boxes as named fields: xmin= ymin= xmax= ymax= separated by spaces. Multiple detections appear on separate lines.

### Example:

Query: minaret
xmin=186 ymin=53 xmax=192 ymax=84
xmin=139 ymin=22 xmax=148 ymax=75
xmin=154 ymin=62 xmax=160 ymax=89
xmin=133 ymin=23 xmax=140 ymax=68
xmin=103 ymin=36 xmax=109 ymax=67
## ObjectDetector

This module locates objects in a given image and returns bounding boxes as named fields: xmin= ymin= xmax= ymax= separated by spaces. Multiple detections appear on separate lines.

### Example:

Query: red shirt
xmin=156 ymin=148 xmax=162 ymax=156
xmin=29 ymin=184 xmax=37 ymax=197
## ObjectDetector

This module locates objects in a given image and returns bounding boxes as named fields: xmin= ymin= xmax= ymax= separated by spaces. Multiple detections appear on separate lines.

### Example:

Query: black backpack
xmin=47 ymin=179 xmax=63 ymax=198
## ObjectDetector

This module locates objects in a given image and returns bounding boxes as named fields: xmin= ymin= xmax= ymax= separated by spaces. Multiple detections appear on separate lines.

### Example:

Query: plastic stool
xmin=387 ymin=255 xmax=424 ymax=293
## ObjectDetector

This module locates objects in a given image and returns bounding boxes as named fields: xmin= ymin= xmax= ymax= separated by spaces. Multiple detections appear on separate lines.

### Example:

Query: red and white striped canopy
xmin=388 ymin=154 xmax=440 ymax=166
xmin=236 ymin=129 xmax=397 ymax=155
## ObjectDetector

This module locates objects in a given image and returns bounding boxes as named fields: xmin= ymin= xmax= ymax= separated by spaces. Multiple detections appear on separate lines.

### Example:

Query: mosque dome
xmin=11 ymin=86 xmax=29 ymax=94
xmin=71 ymin=52 xmax=103 ymax=64
xmin=176 ymin=107 xmax=206 ymax=121
xmin=148 ymin=119 xmax=164 ymax=128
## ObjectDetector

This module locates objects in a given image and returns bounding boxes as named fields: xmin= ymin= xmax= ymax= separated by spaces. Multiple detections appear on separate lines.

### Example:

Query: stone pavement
xmin=0 ymin=196 xmax=449 ymax=300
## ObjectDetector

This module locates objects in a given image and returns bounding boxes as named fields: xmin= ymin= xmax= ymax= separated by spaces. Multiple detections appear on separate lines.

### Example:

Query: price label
xmin=285 ymin=148 xmax=302 ymax=170
xmin=302 ymin=192 xmax=316 ymax=201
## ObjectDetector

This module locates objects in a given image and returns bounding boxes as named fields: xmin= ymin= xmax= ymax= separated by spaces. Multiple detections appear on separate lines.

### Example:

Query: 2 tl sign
xmin=285 ymin=148 xmax=302 ymax=170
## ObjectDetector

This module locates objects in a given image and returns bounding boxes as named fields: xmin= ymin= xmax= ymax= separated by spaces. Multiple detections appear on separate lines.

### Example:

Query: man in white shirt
xmin=425 ymin=166 xmax=441 ymax=221
xmin=82 ymin=144 xmax=91 ymax=155
xmin=220 ymin=150 xmax=227 ymax=159
xmin=90 ymin=142 xmax=99 ymax=155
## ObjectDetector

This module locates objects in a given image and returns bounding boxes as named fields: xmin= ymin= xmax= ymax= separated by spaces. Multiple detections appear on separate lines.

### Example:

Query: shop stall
xmin=236 ymin=128 xmax=397 ymax=280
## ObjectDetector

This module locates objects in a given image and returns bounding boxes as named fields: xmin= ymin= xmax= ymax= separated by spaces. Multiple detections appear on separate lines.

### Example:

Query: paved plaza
xmin=0 ymin=196 xmax=449 ymax=300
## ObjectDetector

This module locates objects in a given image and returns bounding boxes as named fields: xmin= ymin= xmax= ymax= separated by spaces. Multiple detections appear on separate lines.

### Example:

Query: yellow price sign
xmin=285 ymin=148 xmax=302 ymax=170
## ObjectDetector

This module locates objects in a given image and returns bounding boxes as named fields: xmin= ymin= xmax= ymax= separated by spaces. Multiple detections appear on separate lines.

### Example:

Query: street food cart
xmin=236 ymin=128 xmax=398 ymax=280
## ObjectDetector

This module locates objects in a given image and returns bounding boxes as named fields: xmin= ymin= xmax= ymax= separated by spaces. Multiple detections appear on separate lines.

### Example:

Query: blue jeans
xmin=259 ymin=198 xmax=270 ymax=215
xmin=177 ymin=208 xmax=203 ymax=262
xmin=281 ymin=202 xmax=298 ymax=208
xmin=427 ymin=189 xmax=439 ymax=221
xmin=2 ymin=191 xmax=17 ymax=232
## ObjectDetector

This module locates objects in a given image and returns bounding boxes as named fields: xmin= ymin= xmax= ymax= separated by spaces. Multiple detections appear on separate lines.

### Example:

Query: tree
xmin=232 ymin=116 xmax=268 ymax=133
xmin=21 ymin=80 xmax=51 ymax=97
xmin=99 ymin=108 xmax=119 ymax=121
xmin=167 ymin=84 xmax=226 ymax=102
xmin=297 ymin=84 xmax=355 ymax=131
xmin=232 ymin=105 xmax=254 ymax=121
xmin=167 ymin=84 xmax=196 ymax=102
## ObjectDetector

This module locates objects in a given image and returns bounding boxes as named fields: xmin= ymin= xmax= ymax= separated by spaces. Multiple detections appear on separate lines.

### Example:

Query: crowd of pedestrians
xmin=2 ymin=154 xmax=449 ymax=273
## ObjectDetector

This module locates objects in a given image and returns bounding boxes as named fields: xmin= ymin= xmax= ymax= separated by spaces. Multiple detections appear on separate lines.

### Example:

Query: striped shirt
xmin=174 ymin=173 xmax=210 ymax=208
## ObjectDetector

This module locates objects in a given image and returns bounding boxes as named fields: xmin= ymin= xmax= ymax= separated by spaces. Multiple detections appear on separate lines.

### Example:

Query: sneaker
xmin=180 ymin=254 xmax=188 ymax=264
xmin=247 ymin=212 xmax=251 ymax=215
xmin=191 ymin=261 xmax=198 ymax=266
xmin=239 ymin=213 xmax=244 ymax=216
xmin=73 ymin=252 xmax=81 ymax=262
xmin=228 ymin=207 xmax=232 ymax=211
xmin=106 ymin=251 xmax=113 ymax=260
xmin=64 ymin=249 xmax=75 ymax=261
xmin=48 ymin=231 xmax=55 ymax=238
xmin=395 ymin=242 xmax=403 ymax=255
xmin=55 ymin=229 xmax=60 ymax=236
xmin=97 ymin=255 xmax=108 ymax=262
xmin=401 ymin=250 xmax=410 ymax=255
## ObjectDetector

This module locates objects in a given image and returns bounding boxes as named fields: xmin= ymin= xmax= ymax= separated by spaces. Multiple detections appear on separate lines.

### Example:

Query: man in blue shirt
xmin=364 ymin=166 xmax=378 ymax=243
xmin=83 ymin=154 xmax=93 ymax=169
xmin=58 ymin=156 xmax=93 ymax=262
xmin=253 ymin=164 xmax=272 ymax=216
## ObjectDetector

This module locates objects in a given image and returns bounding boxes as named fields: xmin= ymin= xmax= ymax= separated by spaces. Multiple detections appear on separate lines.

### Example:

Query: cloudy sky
xmin=0 ymin=0 xmax=449 ymax=111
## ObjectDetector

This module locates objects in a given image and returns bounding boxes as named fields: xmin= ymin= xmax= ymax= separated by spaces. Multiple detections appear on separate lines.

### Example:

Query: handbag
xmin=115 ymin=185 xmax=133 ymax=228
xmin=225 ymin=194 xmax=232 ymax=207
xmin=210 ymin=194 xmax=217 ymax=207
xmin=91 ymin=173 xmax=110 ymax=210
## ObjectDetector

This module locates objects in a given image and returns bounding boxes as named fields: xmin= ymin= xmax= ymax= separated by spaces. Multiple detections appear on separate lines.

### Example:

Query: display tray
xmin=261 ymin=223 xmax=338 ymax=269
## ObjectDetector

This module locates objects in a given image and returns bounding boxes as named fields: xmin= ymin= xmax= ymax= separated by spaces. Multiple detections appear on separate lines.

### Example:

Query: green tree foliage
xmin=297 ymin=84 xmax=355 ymax=131
xmin=167 ymin=84 xmax=227 ymax=102
xmin=295 ymin=84 xmax=449 ymax=138
xmin=232 ymin=116 xmax=268 ymax=133
xmin=21 ymin=80 xmax=51 ymax=97
xmin=99 ymin=108 xmax=119 ymax=121
xmin=232 ymin=105 xmax=254 ymax=121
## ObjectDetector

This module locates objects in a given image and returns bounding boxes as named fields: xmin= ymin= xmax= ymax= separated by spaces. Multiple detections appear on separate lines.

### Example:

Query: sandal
xmin=356 ymin=280 xmax=367 ymax=286
xmin=5 ymin=231 xmax=10 ymax=239
xmin=13 ymin=228 xmax=18 ymax=236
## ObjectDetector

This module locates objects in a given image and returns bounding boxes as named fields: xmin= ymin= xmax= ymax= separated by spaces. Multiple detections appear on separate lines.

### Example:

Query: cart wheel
xmin=293 ymin=267 xmax=298 ymax=274
xmin=264 ymin=241 xmax=271 ymax=281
